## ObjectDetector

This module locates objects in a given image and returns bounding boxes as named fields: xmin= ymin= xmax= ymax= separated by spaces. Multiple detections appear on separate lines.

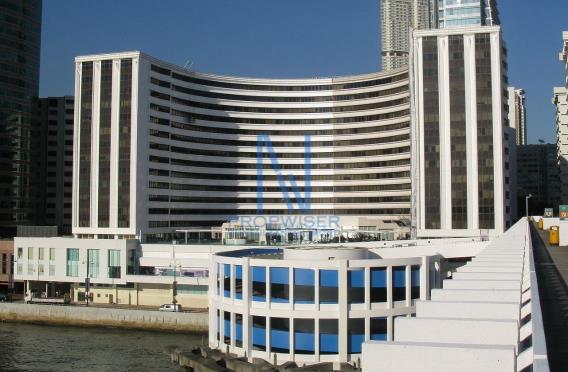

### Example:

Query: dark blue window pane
xmin=319 ymin=319 xmax=338 ymax=354
xmin=348 ymin=318 xmax=365 ymax=354
xmin=252 ymin=316 xmax=266 ymax=351
xmin=411 ymin=265 xmax=420 ymax=299
xmin=393 ymin=266 xmax=406 ymax=301
xmin=371 ymin=268 xmax=387 ymax=303
xmin=319 ymin=270 xmax=338 ymax=304
xmin=294 ymin=269 xmax=314 ymax=285
xmin=224 ymin=264 xmax=231 ymax=298
xmin=270 ymin=317 xmax=290 ymax=353
xmin=370 ymin=317 xmax=387 ymax=341
xmin=252 ymin=266 xmax=266 ymax=302
xmin=294 ymin=269 xmax=315 ymax=304
xmin=270 ymin=267 xmax=289 ymax=284
xmin=271 ymin=268 xmax=289 ymax=303
xmin=235 ymin=265 xmax=243 ymax=300
xmin=294 ymin=319 xmax=315 ymax=354
xmin=348 ymin=270 xmax=364 ymax=304
xmin=320 ymin=270 xmax=338 ymax=286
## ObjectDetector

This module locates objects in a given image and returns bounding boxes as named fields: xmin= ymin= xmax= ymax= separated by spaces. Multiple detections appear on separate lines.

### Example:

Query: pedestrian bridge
xmin=362 ymin=219 xmax=550 ymax=372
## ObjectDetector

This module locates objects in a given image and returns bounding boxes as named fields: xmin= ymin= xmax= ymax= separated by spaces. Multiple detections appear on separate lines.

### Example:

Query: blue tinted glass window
xmin=348 ymin=270 xmax=364 ymax=304
xmin=393 ymin=266 xmax=406 ymax=301
xmin=270 ymin=267 xmax=289 ymax=303
xmin=251 ymin=266 xmax=266 ymax=302
xmin=294 ymin=269 xmax=314 ymax=304
xmin=319 ymin=270 xmax=338 ymax=304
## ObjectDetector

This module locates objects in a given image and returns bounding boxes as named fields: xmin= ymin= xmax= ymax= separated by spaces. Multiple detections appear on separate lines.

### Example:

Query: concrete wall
xmin=0 ymin=302 xmax=207 ymax=333
xmin=72 ymin=283 xmax=208 ymax=309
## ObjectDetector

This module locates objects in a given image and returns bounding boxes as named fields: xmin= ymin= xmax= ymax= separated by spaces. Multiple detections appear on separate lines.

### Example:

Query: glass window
xmin=348 ymin=270 xmax=364 ymax=304
xmin=370 ymin=317 xmax=387 ymax=341
xmin=251 ymin=266 xmax=266 ymax=302
xmin=411 ymin=265 xmax=420 ymax=299
xmin=370 ymin=268 xmax=387 ymax=303
xmin=319 ymin=270 xmax=338 ymax=304
xmin=235 ymin=313 xmax=243 ymax=348
xmin=223 ymin=311 xmax=231 ymax=345
xmin=270 ymin=267 xmax=289 ymax=303
xmin=223 ymin=264 xmax=231 ymax=298
xmin=294 ymin=268 xmax=314 ymax=304
xmin=49 ymin=264 xmax=55 ymax=276
xmin=87 ymin=249 xmax=100 ymax=278
xmin=235 ymin=265 xmax=243 ymax=300
xmin=1 ymin=254 xmax=6 ymax=274
xmin=27 ymin=264 xmax=33 ymax=275
xmin=17 ymin=248 xmax=22 ymax=259
xmin=393 ymin=266 xmax=406 ymax=301
xmin=66 ymin=248 xmax=79 ymax=277
xmin=294 ymin=319 xmax=315 ymax=354
xmin=348 ymin=318 xmax=365 ymax=354
xmin=38 ymin=247 xmax=44 ymax=260
xmin=49 ymin=248 xmax=55 ymax=261
xmin=27 ymin=247 xmax=33 ymax=260
xmin=38 ymin=264 xmax=44 ymax=276
xmin=270 ymin=317 xmax=290 ymax=353
xmin=108 ymin=250 xmax=121 ymax=278
xmin=252 ymin=316 xmax=266 ymax=351
xmin=319 ymin=319 xmax=338 ymax=355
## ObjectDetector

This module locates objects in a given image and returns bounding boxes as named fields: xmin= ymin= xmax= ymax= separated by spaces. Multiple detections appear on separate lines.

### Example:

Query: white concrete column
xmin=405 ymin=265 xmax=411 ymax=307
xmin=421 ymin=256 xmax=429 ymax=300
xmin=364 ymin=267 xmax=370 ymax=311
xmin=243 ymin=259 xmax=251 ymax=355
xmin=72 ymin=63 xmax=82 ymax=229
xmin=387 ymin=266 xmax=393 ymax=309
xmin=338 ymin=260 xmax=348 ymax=362
xmin=490 ymin=31 xmax=505 ymax=234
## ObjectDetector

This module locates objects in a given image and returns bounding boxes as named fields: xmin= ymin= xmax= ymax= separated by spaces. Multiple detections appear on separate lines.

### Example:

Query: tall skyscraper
xmin=553 ymin=31 xmax=568 ymax=204
xmin=0 ymin=0 xmax=43 ymax=237
xmin=381 ymin=0 xmax=432 ymax=70
xmin=410 ymin=26 xmax=511 ymax=237
xmin=437 ymin=0 xmax=500 ymax=28
xmin=508 ymin=87 xmax=527 ymax=145
xmin=39 ymin=97 xmax=75 ymax=234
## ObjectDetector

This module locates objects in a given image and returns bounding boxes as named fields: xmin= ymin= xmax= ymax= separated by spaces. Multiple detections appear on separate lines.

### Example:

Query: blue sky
xmin=40 ymin=0 xmax=567 ymax=144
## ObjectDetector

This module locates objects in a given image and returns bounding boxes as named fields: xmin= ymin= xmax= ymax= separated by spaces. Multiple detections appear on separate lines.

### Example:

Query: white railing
xmin=361 ymin=219 xmax=550 ymax=372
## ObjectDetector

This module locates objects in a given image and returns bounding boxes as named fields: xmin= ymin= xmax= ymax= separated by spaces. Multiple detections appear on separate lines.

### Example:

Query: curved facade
xmin=209 ymin=247 xmax=441 ymax=364
xmin=73 ymin=52 xmax=412 ymax=241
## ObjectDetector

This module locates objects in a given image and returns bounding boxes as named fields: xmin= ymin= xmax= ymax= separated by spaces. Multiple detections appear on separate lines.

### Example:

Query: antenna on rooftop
xmin=183 ymin=60 xmax=194 ymax=71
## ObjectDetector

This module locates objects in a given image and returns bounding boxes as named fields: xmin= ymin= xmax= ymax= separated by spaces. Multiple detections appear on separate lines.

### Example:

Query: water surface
xmin=0 ymin=322 xmax=203 ymax=371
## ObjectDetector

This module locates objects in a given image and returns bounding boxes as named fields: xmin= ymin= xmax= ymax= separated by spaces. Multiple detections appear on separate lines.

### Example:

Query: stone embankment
xmin=0 ymin=302 xmax=208 ymax=333
xmin=169 ymin=346 xmax=358 ymax=372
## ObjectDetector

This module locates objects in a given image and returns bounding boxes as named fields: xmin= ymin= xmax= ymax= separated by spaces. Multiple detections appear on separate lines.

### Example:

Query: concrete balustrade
xmin=362 ymin=219 xmax=551 ymax=372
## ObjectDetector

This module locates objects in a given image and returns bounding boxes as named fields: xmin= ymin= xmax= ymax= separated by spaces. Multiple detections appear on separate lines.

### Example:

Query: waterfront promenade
xmin=0 ymin=302 xmax=208 ymax=333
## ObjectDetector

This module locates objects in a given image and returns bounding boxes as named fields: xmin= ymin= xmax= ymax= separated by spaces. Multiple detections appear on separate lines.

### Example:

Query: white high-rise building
xmin=72 ymin=52 xmax=413 ymax=242
xmin=437 ymin=0 xmax=500 ymax=29
xmin=508 ymin=87 xmax=527 ymax=145
xmin=553 ymin=31 xmax=568 ymax=204
xmin=410 ymin=26 xmax=511 ymax=237
xmin=381 ymin=0 xmax=433 ymax=71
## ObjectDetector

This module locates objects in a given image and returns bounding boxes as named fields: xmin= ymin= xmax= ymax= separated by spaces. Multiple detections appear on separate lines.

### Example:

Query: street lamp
xmin=525 ymin=194 xmax=532 ymax=221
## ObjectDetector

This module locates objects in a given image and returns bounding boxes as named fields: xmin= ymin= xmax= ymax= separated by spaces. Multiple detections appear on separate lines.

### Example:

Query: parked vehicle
xmin=25 ymin=291 xmax=70 ymax=305
xmin=0 ymin=293 xmax=11 ymax=302
xmin=159 ymin=303 xmax=182 ymax=312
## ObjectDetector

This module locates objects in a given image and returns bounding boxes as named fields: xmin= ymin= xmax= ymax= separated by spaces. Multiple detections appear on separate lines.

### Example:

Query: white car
xmin=159 ymin=303 xmax=182 ymax=312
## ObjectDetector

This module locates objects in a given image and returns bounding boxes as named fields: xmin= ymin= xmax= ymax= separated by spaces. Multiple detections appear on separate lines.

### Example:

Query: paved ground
xmin=531 ymin=223 xmax=568 ymax=371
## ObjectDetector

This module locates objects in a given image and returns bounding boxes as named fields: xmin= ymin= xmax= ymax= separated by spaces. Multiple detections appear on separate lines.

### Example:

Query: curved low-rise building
xmin=72 ymin=52 xmax=412 ymax=242
xmin=209 ymin=246 xmax=442 ymax=364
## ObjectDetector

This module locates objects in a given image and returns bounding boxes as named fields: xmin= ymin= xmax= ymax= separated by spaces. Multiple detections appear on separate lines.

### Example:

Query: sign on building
xmin=544 ymin=208 xmax=554 ymax=218
xmin=560 ymin=205 xmax=568 ymax=221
